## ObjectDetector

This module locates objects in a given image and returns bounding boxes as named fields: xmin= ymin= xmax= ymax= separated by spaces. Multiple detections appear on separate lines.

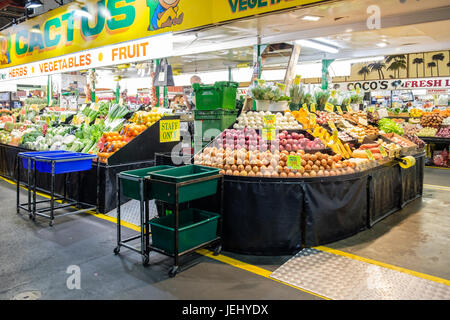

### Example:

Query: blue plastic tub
xmin=34 ymin=153 xmax=97 ymax=174
xmin=19 ymin=151 xmax=76 ymax=170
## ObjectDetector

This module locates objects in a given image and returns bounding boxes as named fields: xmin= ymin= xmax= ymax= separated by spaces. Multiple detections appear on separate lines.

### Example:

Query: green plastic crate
xmin=150 ymin=208 xmax=219 ymax=254
xmin=193 ymin=81 xmax=239 ymax=110
xmin=148 ymin=165 xmax=220 ymax=204
xmin=194 ymin=109 xmax=237 ymax=141
xmin=119 ymin=165 xmax=174 ymax=200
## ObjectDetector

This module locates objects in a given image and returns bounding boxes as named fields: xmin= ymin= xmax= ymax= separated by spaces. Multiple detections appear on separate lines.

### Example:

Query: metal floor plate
xmin=270 ymin=248 xmax=450 ymax=300
xmin=106 ymin=200 xmax=158 ymax=226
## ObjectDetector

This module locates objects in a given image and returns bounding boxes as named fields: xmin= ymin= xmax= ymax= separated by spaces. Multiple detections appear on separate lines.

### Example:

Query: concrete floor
xmin=0 ymin=167 xmax=449 ymax=300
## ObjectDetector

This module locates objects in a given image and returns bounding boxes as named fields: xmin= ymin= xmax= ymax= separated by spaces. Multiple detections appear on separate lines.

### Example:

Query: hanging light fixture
xmin=25 ymin=0 xmax=44 ymax=9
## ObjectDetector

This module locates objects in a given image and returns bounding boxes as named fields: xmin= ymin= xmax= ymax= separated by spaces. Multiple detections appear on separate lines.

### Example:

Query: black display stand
xmin=190 ymin=153 xmax=425 ymax=255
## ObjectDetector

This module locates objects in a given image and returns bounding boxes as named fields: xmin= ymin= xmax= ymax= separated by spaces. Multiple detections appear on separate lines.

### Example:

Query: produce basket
xmin=193 ymin=81 xmax=239 ymax=111
xmin=149 ymin=208 xmax=219 ymax=254
xmin=194 ymin=109 xmax=238 ymax=141
xmin=147 ymin=165 xmax=221 ymax=204
xmin=20 ymin=151 xmax=73 ymax=170
xmin=119 ymin=165 xmax=174 ymax=200
xmin=34 ymin=152 xmax=97 ymax=174
xmin=382 ymin=133 xmax=418 ymax=157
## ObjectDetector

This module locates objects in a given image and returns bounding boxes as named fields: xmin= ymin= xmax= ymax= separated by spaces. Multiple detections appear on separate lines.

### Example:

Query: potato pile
xmin=420 ymin=114 xmax=444 ymax=128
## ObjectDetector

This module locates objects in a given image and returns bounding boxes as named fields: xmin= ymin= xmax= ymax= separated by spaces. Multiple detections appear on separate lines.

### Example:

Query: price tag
xmin=332 ymin=130 xmax=339 ymax=138
xmin=257 ymin=79 xmax=266 ymax=86
xmin=94 ymin=118 xmax=101 ymax=125
xmin=91 ymin=104 xmax=100 ymax=112
xmin=336 ymin=105 xmax=343 ymax=115
xmin=346 ymin=105 xmax=351 ymax=113
xmin=379 ymin=145 xmax=388 ymax=157
xmin=310 ymin=103 xmax=316 ymax=113
xmin=358 ymin=117 xmax=368 ymax=126
xmin=302 ymin=104 xmax=309 ymax=113
xmin=263 ymin=114 xmax=276 ymax=128
xmin=286 ymin=155 xmax=302 ymax=170
xmin=325 ymin=103 xmax=334 ymax=113
xmin=331 ymin=90 xmax=337 ymax=98
xmin=368 ymin=106 xmax=375 ymax=113
xmin=309 ymin=113 xmax=316 ymax=126
xmin=294 ymin=75 xmax=301 ymax=85
xmin=45 ymin=117 xmax=50 ymax=124
xmin=262 ymin=128 xmax=276 ymax=141
xmin=73 ymin=115 xmax=78 ymax=123
xmin=51 ymin=114 xmax=55 ymax=121
xmin=365 ymin=149 xmax=375 ymax=160
xmin=61 ymin=114 xmax=66 ymax=122
xmin=85 ymin=118 xmax=90 ymax=125
xmin=355 ymin=87 xmax=361 ymax=94
xmin=328 ymin=120 xmax=337 ymax=132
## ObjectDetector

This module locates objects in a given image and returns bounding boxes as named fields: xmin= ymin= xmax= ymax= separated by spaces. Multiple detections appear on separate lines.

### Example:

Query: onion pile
xmin=234 ymin=111 xmax=301 ymax=130
xmin=215 ymin=128 xmax=277 ymax=151
xmin=278 ymin=131 xmax=325 ymax=151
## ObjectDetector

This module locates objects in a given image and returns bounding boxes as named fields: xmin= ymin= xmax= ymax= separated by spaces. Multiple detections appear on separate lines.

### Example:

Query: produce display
xmin=417 ymin=127 xmax=438 ymax=137
xmin=376 ymin=138 xmax=402 ymax=156
xmin=403 ymin=135 xmax=425 ymax=149
xmin=234 ymin=111 xmax=301 ymax=130
xmin=402 ymin=123 xmax=421 ymax=136
xmin=130 ymin=110 xmax=163 ymax=127
xmin=420 ymin=114 xmax=444 ymax=128
xmin=409 ymin=108 xmax=423 ymax=118
xmin=442 ymin=117 xmax=450 ymax=126
xmin=436 ymin=127 xmax=450 ymax=138
xmin=378 ymin=118 xmax=404 ymax=135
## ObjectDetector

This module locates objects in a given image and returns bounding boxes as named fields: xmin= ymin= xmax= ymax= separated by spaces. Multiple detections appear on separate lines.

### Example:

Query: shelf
xmin=419 ymin=137 xmax=450 ymax=144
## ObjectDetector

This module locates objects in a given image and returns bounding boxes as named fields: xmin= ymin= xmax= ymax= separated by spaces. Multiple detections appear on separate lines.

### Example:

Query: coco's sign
xmin=335 ymin=78 xmax=450 ymax=91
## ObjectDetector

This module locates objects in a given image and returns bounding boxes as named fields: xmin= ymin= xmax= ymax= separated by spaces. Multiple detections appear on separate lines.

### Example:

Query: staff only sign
xmin=335 ymin=78 xmax=450 ymax=92
xmin=0 ymin=0 xmax=323 ymax=70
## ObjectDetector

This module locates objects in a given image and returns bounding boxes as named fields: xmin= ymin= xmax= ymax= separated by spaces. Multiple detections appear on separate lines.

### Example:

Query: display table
xmin=194 ymin=153 xmax=425 ymax=255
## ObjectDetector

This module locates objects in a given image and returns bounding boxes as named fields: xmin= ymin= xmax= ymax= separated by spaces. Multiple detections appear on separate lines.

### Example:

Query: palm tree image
xmin=428 ymin=62 xmax=437 ymax=77
xmin=431 ymin=53 xmax=445 ymax=76
xmin=358 ymin=66 xmax=371 ymax=80
xmin=412 ymin=57 xmax=424 ymax=77
xmin=386 ymin=55 xmax=407 ymax=78
xmin=447 ymin=61 xmax=450 ymax=75
xmin=368 ymin=62 xmax=386 ymax=79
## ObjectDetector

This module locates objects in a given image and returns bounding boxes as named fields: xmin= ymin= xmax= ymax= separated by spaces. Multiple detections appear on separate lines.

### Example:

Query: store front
xmin=0 ymin=0 xmax=448 ymax=267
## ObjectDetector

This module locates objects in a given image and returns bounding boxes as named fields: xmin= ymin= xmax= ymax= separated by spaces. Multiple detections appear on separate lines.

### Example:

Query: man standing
xmin=183 ymin=75 xmax=202 ymax=110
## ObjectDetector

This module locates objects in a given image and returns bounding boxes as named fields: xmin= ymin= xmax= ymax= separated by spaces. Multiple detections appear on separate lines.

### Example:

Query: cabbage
xmin=63 ymin=135 xmax=76 ymax=145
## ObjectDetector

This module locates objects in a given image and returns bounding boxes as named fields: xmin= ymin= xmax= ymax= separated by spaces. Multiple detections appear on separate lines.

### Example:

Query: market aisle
xmin=0 ymin=179 xmax=319 ymax=300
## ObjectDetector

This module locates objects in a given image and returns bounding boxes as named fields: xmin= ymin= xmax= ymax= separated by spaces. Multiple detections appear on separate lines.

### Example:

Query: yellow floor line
xmin=315 ymin=246 xmax=450 ymax=287
xmin=196 ymin=248 xmax=330 ymax=300
xmin=426 ymin=166 xmax=450 ymax=170
xmin=424 ymin=184 xmax=450 ymax=191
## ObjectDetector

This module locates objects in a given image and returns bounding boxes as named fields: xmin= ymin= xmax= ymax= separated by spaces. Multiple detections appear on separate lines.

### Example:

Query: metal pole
xmin=50 ymin=161 xmax=55 ymax=226
xmin=16 ymin=155 xmax=20 ymax=214
xmin=27 ymin=158 xmax=31 ymax=212
xmin=174 ymin=184 xmax=179 ymax=267
xmin=139 ymin=179 xmax=146 ymax=263
xmin=144 ymin=181 xmax=150 ymax=255
xmin=33 ymin=160 xmax=37 ymax=219
xmin=116 ymin=175 xmax=121 ymax=249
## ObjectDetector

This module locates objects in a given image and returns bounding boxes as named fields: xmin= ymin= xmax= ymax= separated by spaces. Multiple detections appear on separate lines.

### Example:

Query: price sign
xmin=262 ymin=128 xmax=276 ymax=141
xmin=45 ymin=117 xmax=50 ymax=124
xmin=257 ymin=79 xmax=266 ymax=86
xmin=51 ymin=114 xmax=55 ymax=121
xmin=379 ymin=145 xmax=388 ymax=157
xmin=286 ymin=155 xmax=302 ymax=170
xmin=61 ymin=114 xmax=66 ymax=122
xmin=294 ymin=75 xmax=301 ymax=85
xmin=365 ymin=149 xmax=375 ymax=160
xmin=368 ymin=106 xmax=375 ymax=113
xmin=331 ymin=90 xmax=337 ymax=98
xmin=73 ymin=115 xmax=78 ymax=124
xmin=302 ymin=104 xmax=309 ymax=113
xmin=346 ymin=105 xmax=351 ymax=113
xmin=91 ymin=104 xmax=99 ymax=112
xmin=94 ymin=118 xmax=102 ymax=125
xmin=325 ymin=103 xmax=334 ymax=113
xmin=336 ymin=105 xmax=343 ymax=115
xmin=263 ymin=115 xmax=276 ymax=128
xmin=309 ymin=113 xmax=316 ymax=126
xmin=310 ymin=103 xmax=316 ymax=113
xmin=85 ymin=118 xmax=90 ymax=125
xmin=328 ymin=121 xmax=337 ymax=132
xmin=332 ymin=129 xmax=339 ymax=138
xmin=358 ymin=117 xmax=368 ymax=126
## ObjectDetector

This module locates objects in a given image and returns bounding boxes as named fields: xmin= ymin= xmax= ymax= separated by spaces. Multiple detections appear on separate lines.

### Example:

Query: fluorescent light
xmin=345 ymin=29 xmax=353 ymax=33
xmin=295 ymin=39 xmax=339 ymax=54
xmin=376 ymin=42 xmax=388 ymax=47
xmin=25 ymin=0 xmax=43 ymax=9
xmin=301 ymin=15 xmax=322 ymax=21
xmin=74 ymin=9 xmax=93 ymax=19
xmin=342 ymin=56 xmax=385 ymax=64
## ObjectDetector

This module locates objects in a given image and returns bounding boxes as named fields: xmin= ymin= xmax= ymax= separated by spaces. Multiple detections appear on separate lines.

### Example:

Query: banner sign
xmin=0 ymin=0 xmax=323 ymax=70
xmin=334 ymin=78 xmax=450 ymax=92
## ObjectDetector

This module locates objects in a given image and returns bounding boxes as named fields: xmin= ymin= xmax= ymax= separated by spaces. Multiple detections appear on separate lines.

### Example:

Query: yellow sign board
xmin=336 ymin=105 xmax=343 ymax=115
xmin=160 ymin=119 xmax=180 ymax=143
xmin=324 ymin=103 xmax=334 ymax=113
xmin=0 ymin=0 xmax=323 ymax=69
xmin=262 ymin=128 xmax=276 ymax=141
xmin=310 ymin=103 xmax=316 ymax=113
xmin=302 ymin=104 xmax=309 ymax=113
xmin=263 ymin=115 xmax=276 ymax=128
xmin=286 ymin=155 xmax=302 ymax=170
xmin=294 ymin=75 xmax=302 ymax=85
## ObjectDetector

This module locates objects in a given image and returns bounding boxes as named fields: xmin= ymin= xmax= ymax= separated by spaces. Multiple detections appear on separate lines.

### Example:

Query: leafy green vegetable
xmin=378 ymin=118 xmax=404 ymax=135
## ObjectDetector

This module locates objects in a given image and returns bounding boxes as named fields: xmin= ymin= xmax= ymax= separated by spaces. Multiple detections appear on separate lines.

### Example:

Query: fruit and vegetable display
xmin=130 ymin=110 xmax=163 ymax=127
xmin=417 ymin=127 xmax=438 ymax=137
xmin=442 ymin=117 xmax=450 ymax=126
xmin=409 ymin=108 xmax=423 ymax=118
xmin=420 ymin=114 xmax=444 ymax=128
xmin=436 ymin=127 xmax=450 ymax=138
xmin=402 ymin=123 xmax=421 ymax=136
xmin=233 ymin=111 xmax=301 ymax=130
xmin=403 ymin=135 xmax=425 ymax=149
xmin=378 ymin=118 xmax=404 ymax=135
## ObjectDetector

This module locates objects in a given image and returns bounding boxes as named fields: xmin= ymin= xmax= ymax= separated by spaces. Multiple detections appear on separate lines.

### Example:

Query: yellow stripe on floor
xmin=315 ymin=246 xmax=450 ymax=287
xmin=424 ymin=184 xmax=450 ymax=191
xmin=426 ymin=166 xmax=450 ymax=170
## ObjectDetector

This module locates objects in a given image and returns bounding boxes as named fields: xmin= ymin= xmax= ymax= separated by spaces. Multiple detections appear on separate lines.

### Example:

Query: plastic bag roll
xmin=399 ymin=156 xmax=416 ymax=169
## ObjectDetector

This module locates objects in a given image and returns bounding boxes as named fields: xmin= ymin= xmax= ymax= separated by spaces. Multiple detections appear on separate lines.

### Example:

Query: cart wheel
xmin=213 ymin=245 xmax=222 ymax=256
xmin=168 ymin=266 xmax=179 ymax=278
xmin=113 ymin=247 xmax=120 ymax=255
xmin=142 ymin=255 xmax=150 ymax=266
xmin=49 ymin=220 xmax=54 ymax=227
xmin=28 ymin=214 xmax=33 ymax=220
xmin=31 ymin=215 xmax=36 ymax=221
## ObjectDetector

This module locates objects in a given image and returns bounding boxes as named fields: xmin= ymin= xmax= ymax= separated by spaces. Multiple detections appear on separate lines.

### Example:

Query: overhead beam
xmin=283 ymin=44 xmax=301 ymax=94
